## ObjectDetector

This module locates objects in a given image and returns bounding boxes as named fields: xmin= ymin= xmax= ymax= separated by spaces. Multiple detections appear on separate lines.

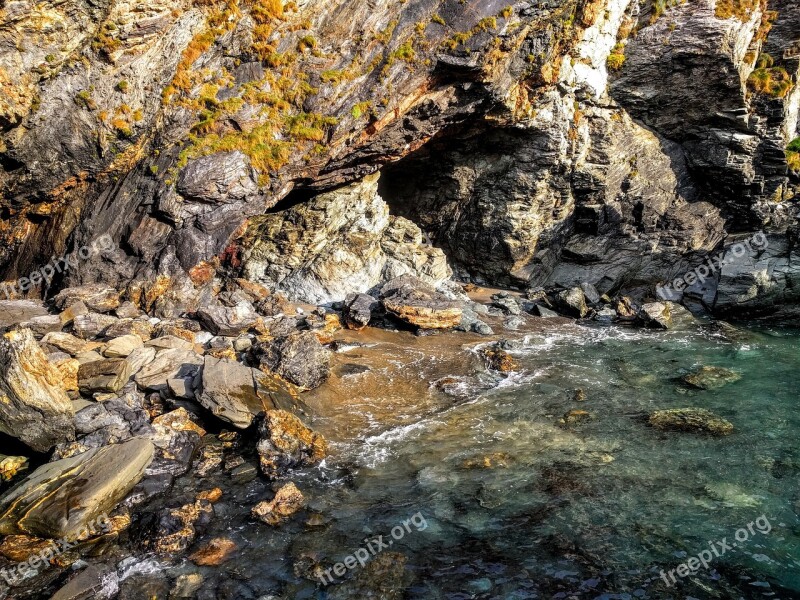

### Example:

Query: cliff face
xmin=0 ymin=0 xmax=798 ymax=314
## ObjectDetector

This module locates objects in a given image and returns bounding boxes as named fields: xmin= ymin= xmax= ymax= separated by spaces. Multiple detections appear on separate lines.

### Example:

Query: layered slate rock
xmin=134 ymin=348 xmax=204 ymax=392
xmin=0 ymin=438 xmax=154 ymax=539
xmin=380 ymin=275 xmax=462 ymax=330
xmin=198 ymin=356 xmax=283 ymax=429
xmin=0 ymin=328 xmax=75 ymax=452
xmin=343 ymin=293 xmax=379 ymax=330
xmin=54 ymin=285 xmax=121 ymax=314
xmin=256 ymin=410 xmax=327 ymax=479
xmin=256 ymin=330 xmax=331 ymax=390
xmin=196 ymin=301 xmax=260 ymax=336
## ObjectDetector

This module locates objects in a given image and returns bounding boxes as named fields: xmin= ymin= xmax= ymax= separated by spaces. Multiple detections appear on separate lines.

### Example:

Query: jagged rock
xmin=51 ymin=565 xmax=119 ymax=600
xmin=256 ymin=410 xmax=327 ymax=479
xmin=482 ymin=344 xmax=517 ymax=373
xmin=103 ymin=334 xmax=144 ymax=358
xmin=491 ymin=293 xmax=522 ymax=315
xmin=177 ymin=151 xmax=259 ymax=203
xmin=78 ymin=358 xmax=132 ymax=394
xmin=196 ymin=302 xmax=259 ymax=336
xmin=42 ymin=331 xmax=98 ymax=355
xmin=251 ymin=482 xmax=305 ymax=526
xmin=256 ymin=330 xmax=331 ymax=390
xmin=0 ymin=329 xmax=74 ymax=452
xmin=580 ymin=283 xmax=601 ymax=305
xmin=615 ymin=297 xmax=639 ymax=321
xmin=168 ymin=377 xmax=195 ymax=399
xmin=594 ymin=307 xmax=617 ymax=323
xmin=21 ymin=314 xmax=62 ymax=336
xmin=149 ymin=498 xmax=214 ymax=555
xmin=125 ymin=346 xmax=157 ymax=378
xmin=134 ymin=348 xmax=203 ymax=392
xmin=649 ymin=408 xmax=734 ymax=436
xmin=115 ymin=302 xmax=141 ymax=319
xmin=170 ymin=573 xmax=204 ymax=599
xmin=145 ymin=335 xmax=194 ymax=351
xmin=198 ymin=356 xmax=277 ymax=429
xmin=54 ymin=285 xmax=121 ymax=314
xmin=50 ymin=354 xmax=80 ymax=392
xmin=189 ymin=537 xmax=237 ymax=566
xmin=0 ymin=455 xmax=28 ymax=482
xmin=380 ymin=275 xmax=462 ymax=330
xmin=638 ymin=302 xmax=673 ymax=329
xmin=682 ymin=366 xmax=742 ymax=390
xmin=72 ymin=313 xmax=119 ymax=340
xmin=104 ymin=318 xmax=154 ymax=342
xmin=59 ymin=300 xmax=89 ymax=327
xmin=0 ymin=438 xmax=154 ymax=538
xmin=552 ymin=288 xmax=590 ymax=318
xmin=343 ymin=293 xmax=379 ymax=330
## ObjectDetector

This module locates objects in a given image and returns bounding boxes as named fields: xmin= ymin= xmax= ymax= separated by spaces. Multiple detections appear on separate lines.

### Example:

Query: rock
xmin=42 ymin=331 xmax=98 ymax=355
xmin=380 ymin=275 xmax=463 ymax=330
xmin=125 ymin=346 xmax=157 ymax=377
xmin=491 ymin=294 xmax=521 ymax=315
xmin=152 ymin=408 xmax=206 ymax=437
xmin=552 ymin=288 xmax=589 ymax=318
xmin=481 ymin=344 xmax=517 ymax=373
xmin=51 ymin=355 xmax=80 ymax=392
xmin=103 ymin=334 xmax=144 ymax=358
xmin=188 ymin=537 xmax=237 ymax=566
xmin=256 ymin=330 xmax=331 ymax=390
xmin=593 ymin=307 xmax=617 ymax=323
xmin=170 ymin=573 xmax=204 ymax=599
xmin=198 ymin=356 xmax=277 ymax=429
xmin=638 ymin=302 xmax=672 ymax=329
xmin=178 ymin=151 xmax=258 ymax=202
xmin=256 ymin=410 xmax=327 ymax=479
xmin=54 ymin=285 xmax=121 ymax=314
xmin=196 ymin=488 xmax=223 ymax=503
xmin=149 ymin=498 xmax=214 ymax=555
xmin=59 ymin=300 xmax=89 ymax=327
xmin=115 ymin=302 xmax=141 ymax=319
xmin=145 ymin=335 xmax=194 ymax=351
xmin=167 ymin=377 xmax=195 ymax=399
xmin=233 ymin=336 xmax=252 ymax=352
xmin=72 ymin=313 xmax=118 ymax=340
xmin=0 ymin=455 xmax=28 ymax=482
xmin=21 ymin=314 xmax=62 ymax=336
xmin=104 ymin=319 xmax=154 ymax=342
xmin=343 ymin=293 xmax=379 ymax=330
xmin=50 ymin=564 xmax=119 ymax=600
xmin=196 ymin=301 xmax=259 ymax=336
xmin=564 ymin=409 xmax=591 ymax=424
xmin=530 ymin=304 xmax=560 ymax=318
xmin=328 ymin=552 xmax=407 ymax=600
xmin=78 ymin=358 xmax=132 ymax=394
xmin=649 ymin=408 xmax=734 ymax=436
xmin=134 ymin=348 xmax=203 ymax=392
xmin=0 ymin=328 xmax=75 ymax=452
xmin=0 ymin=534 xmax=54 ymax=562
xmin=580 ymin=283 xmax=601 ymax=305
xmin=503 ymin=315 xmax=526 ymax=330
xmin=251 ymin=482 xmax=305 ymax=526
xmin=682 ymin=366 xmax=742 ymax=390
xmin=615 ymin=297 xmax=639 ymax=321
xmin=0 ymin=438 xmax=154 ymax=538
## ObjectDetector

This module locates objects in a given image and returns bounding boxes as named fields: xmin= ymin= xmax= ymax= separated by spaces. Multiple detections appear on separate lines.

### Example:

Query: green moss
xmin=116 ymin=80 xmax=129 ymax=93
xmin=392 ymin=40 xmax=416 ymax=63
xmin=431 ymin=14 xmax=446 ymax=25
xmin=74 ymin=89 xmax=96 ymax=110
xmin=607 ymin=43 xmax=626 ymax=71
xmin=787 ymin=137 xmax=800 ymax=171
xmin=351 ymin=101 xmax=371 ymax=119
xmin=748 ymin=65 xmax=794 ymax=98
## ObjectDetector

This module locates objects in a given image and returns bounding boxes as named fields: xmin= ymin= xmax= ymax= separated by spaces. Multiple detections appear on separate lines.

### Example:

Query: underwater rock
xmin=189 ymin=537 xmax=237 ymax=566
xmin=256 ymin=410 xmax=327 ymax=479
xmin=328 ymin=552 xmax=407 ymax=600
xmin=648 ymin=408 xmax=734 ymax=436
xmin=252 ymin=482 xmax=305 ymax=526
xmin=481 ymin=344 xmax=517 ymax=373
xmin=682 ymin=365 xmax=742 ymax=390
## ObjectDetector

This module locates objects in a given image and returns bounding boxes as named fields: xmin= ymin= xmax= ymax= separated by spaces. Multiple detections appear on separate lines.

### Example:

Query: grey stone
xmin=134 ymin=349 xmax=204 ymax=392
xmin=103 ymin=334 xmax=144 ymax=358
xmin=196 ymin=301 xmax=259 ymax=336
xmin=343 ymin=293 xmax=379 ymax=330
xmin=553 ymin=288 xmax=589 ymax=318
xmin=78 ymin=358 xmax=133 ymax=394
xmin=54 ymin=285 xmax=121 ymax=313
xmin=256 ymin=331 xmax=331 ymax=390
xmin=177 ymin=151 xmax=259 ymax=203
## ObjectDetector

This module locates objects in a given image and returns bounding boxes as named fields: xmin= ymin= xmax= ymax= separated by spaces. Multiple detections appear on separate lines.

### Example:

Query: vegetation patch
xmin=787 ymin=138 xmax=800 ymax=172
xmin=747 ymin=55 xmax=794 ymax=99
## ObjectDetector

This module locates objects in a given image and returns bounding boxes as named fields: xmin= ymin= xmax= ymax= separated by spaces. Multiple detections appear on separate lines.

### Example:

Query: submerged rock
xmin=189 ymin=537 xmax=237 ymax=566
xmin=50 ymin=564 xmax=119 ymax=600
xmin=0 ymin=328 xmax=75 ymax=452
xmin=0 ymin=438 xmax=154 ymax=538
xmin=256 ymin=410 xmax=327 ymax=479
xmin=252 ymin=482 xmax=305 ymax=526
xmin=256 ymin=330 xmax=331 ymax=390
xmin=481 ymin=344 xmax=517 ymax=373
xmin=328 ymin=552 xmax=407 ymax=600
xmin=649 ymin=408 xmax=734 ymax=436
xmin=682 ymin=366 xmax=742 ymax=390
xmin=380 ymin=275 xmax=462 ymax=330
xmin=149 ymin=498 xmax=214 ymax=555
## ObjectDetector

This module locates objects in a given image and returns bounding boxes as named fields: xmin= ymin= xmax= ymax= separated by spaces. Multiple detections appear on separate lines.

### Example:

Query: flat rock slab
xmin=0 ymin=328 xmax=75 ymax=452
xmin=0 ymin=300 xmax=48 ymax=331
xmin=380 ymin=275 xmax=462 ymax=330
xmin=0 ymin=438 xmax=154 ymax=539
xmin=682 ymin=366 xmax=742 ymax=390
xmin=134 ymin=348 xmax=203 ymax=392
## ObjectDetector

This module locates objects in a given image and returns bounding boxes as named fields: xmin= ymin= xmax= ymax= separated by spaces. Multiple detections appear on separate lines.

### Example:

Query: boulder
xmin=78 ymin=358 xmax=132 ymax=394
xmin=682 ymin=366 xmax=741 ymax=390
xmin=134 ymin=348 xmax=203 ymax=392
xmin=0 ymin=438 xmax=154 ymax=538
xmin=196 ymin=301 xmax=259 ymax=336
xmin=104 ymin=319 xmax=154 ymax=342
xmin=177 ymin=151 xmax=258 ymax=203
xmin=51 ymin=565 xmax=119 ymax=600
xmin=54 ymin=285 xmax=121 ymax=314
xmin=0 ymin=329 xmax=75 ymax=452
xmin=59 ymin=300 xmax=89 ymax=326
xmin=256 ymin=410 xmax=327 ymax=479
xmin=42 ymin=331 xmax=98 ymax=356
xmin=648 ymin=408 xmax=734 ymax=436
xmin=21 ymin=314 xmax=62 ymax=336
xmin=256 ymin=330 xmax=331 ymax=390
xmin=552 ymin=287 xmax=589 ymax=318
xmin=380 ymin=275 xmax=462 ymax=330
xmin=342 ymin=293 xmax=378 ymax=330
xmin=251 ymin=482 xmax=305 ymax=526
xmin=145 ymin=335 xmax=194 ymax=351
xmin=530 ymin=304 xmax=560 ymax=318
xmin=197 ymin=356 xmax=278 ymax=429
xmin=72 ymin=313 xmax=118 ymax=340
xmin=580 ymin=282 xmax=601 ymax=305
xmin=638 ymin=302 xmax=672 ymax=329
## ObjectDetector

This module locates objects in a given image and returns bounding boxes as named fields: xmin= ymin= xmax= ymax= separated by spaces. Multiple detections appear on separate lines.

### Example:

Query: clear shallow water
xmin=164 ymin=322 xmax=800 ymax=599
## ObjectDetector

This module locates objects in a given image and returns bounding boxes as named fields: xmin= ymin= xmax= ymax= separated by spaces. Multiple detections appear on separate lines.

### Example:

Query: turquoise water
xmin=162 ymin=322 xmax=800 ymax=598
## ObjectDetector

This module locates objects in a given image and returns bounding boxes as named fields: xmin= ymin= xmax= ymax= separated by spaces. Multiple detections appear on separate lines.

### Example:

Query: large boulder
xmin=256 ymin=410 xmax=327 ymax=479
xmin=0 ymin=438 xmax=154 ymax=539
xmin=552 ymin=287 xmax=590 ymax=318
xmin=0 ymin=329 xmax=75 ymax=452
xmin=343 ymin=293 xmax=379 ymax=330
xmin=54 ymin=285 xmax=121 ymax=314
xmin=196 ymin=301 xmax=260 ymax=336
xmin=134 ymin=348 xmax=203 ymax=392
xmin=256 ymin=331 xmax=331 ymax=390
xmin=380 ymin=275 xmax=462 ymax=330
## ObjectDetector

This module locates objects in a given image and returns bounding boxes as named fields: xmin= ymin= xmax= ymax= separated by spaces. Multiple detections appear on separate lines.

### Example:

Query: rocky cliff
xmin=1 ymin=0 xmax=799 ymax=316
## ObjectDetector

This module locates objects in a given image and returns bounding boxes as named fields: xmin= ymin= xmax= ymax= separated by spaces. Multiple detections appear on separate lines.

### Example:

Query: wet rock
xmin=0 ymin=455 xmax=28 ymax=482
xmin=78 ymin=358 xmax=132 ymax=394
xmin=170 ymin=573 xmax=204 ymax=599
xmin=0 ymin=438 xmax=154 ymax=538
xmin=552 ymin=287 xmax=589 ymax=318
xmin=251 ymin=482 xmax=305 ymax=526
xmin=380 ymin=275 xmax=463 ymax=330
xmin=193 ymin=439 xmax=224 ymax=478
xmin=481 ymin=344 xmax=517 ymax=373
xmin=0 ymin=534 xmax=54 ymax=562
xmin=638 ymin=302 xmax=673 ymax=329
xmin=563 ymin=409 xmax=591 ymax=425
xmin=134 ymin=348 xmax=203 ymax=392
xmin=149 ymin=498 xmax=214 ymax=555
xmin=328 ymin=552 xmax=407 ymax=600
xmin=152 ymin=408 xmax=206 ymax=437
xmin=189 ymin=537 xmax=237 ymax=566
xmin=593 ymin=307 xmax=617 ymax=323
xmin=72 ymin=313 xmax=119 ymax=340
xmin=503 ymin=315 xmax=526 ymax=330
xmin=530 ymin=304 xmax=560 ymax=318
xmin=649 ymin=408 xmax=734 ymax=436
xmin=54 ymin=285 xmax=121 ymax=314
xmin=256 ymin=410 xmax=327 ymax=479
xmin=462 ymin=452 xmax=513 ymax=469
xmin=343 ymin=293 xmax=379 ymax=330
xmin=682 ymin=366 xmax=742 ymax=390
xmin=0 ymin=328 xmax=74 ymax=452
xmin=615 ymin=297 xmax=639 ymax=321
xmin=196 ymin=301 xmax=259 ymax=336
xmin=230 ymin=462 xmax=258 ymax=484
xmin=256 ymin=330 xmax=331 ymax=390
xmin=50 ymin=564 xmax=119 ymax=600
xmin=198 ymin=356 xmax=277 ymax=429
